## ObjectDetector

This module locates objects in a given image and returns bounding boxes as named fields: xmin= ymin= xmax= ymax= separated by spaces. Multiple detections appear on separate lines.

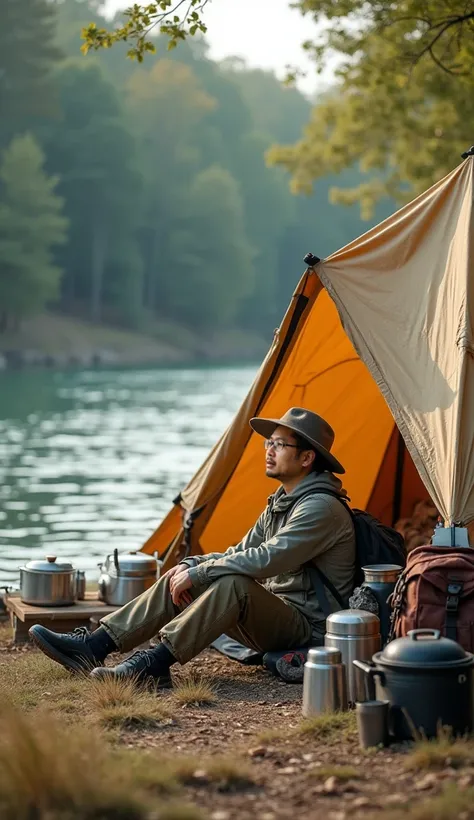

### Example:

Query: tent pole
xmin=391 ymin=430 xmax=405 ymax=526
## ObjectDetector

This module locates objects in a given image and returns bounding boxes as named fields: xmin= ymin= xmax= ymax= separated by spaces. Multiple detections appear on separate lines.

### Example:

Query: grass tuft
xmin=156 ymin=805 xmax=208 ymax=820
xmin=89 ymin=675 xmax=172 ymax=729
xmin=297 ymin=710 xmax=358 ymax=740
xmin=257 ymin=710 xmax=357 ymax=744
xmin=126 ymin=751 xmax=253 ymax=794
xmin=310 ymin=764 xmax=362 ymax=780
xmin=171 ymin=755 xmax=254 ymax=792
xmin=404 ymin=730 xmax=474 ymax=772
xmin=89 ymin=673 xmax=144 ymax=708
xmin=171 ymin=674 xmax=218 ymax=707
xmin=387 ymin=784 xmax=474 ymax=820
xmin=0 ymin=652 xmax=90 ymax=713
xmin=100 ymin=702 xmax=171 ymax=730
xmin=0 ymin=702 xmax=148 ymax=819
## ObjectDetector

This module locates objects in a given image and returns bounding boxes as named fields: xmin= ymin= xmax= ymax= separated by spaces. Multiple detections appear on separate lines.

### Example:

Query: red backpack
xmin=389 ymin=545 xmax=474 ymax=651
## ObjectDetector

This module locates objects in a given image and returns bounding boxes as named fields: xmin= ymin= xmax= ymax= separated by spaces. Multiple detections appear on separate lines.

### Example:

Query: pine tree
xmin=0 ymin=0 xmax=62 ymax=148
xmin=0 ymin=134 xmax=69 ymax=330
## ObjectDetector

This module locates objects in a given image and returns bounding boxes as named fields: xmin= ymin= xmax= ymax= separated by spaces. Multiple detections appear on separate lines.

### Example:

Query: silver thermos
xmin=302 ymin=646 xmax=348 ymax=717
xmin=325 ymin=609 xmax=381 ymax=703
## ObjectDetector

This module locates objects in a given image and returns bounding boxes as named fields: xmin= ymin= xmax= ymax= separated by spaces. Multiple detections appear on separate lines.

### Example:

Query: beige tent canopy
xmin=143 ymin=155 xmax=474 ymax=564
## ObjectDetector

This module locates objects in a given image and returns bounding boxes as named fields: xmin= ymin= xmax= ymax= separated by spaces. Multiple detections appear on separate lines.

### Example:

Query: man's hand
xmin=169 ymin=565 xmax=193 ymax=607
xmin=162 ymin=563 xmax=185 ymax=582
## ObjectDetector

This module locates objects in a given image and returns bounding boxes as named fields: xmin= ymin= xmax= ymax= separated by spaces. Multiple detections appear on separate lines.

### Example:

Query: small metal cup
xmin=356 ymin=699 xmax=390 ymax=748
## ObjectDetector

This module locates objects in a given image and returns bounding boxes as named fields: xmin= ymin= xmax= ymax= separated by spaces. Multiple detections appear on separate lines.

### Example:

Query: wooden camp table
xmin=2 ymin=591 xmax=118 ymax=644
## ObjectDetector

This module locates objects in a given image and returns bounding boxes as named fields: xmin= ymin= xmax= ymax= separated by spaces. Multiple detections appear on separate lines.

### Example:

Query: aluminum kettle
xmin=98 ymin=549 xmax=160 ymax=606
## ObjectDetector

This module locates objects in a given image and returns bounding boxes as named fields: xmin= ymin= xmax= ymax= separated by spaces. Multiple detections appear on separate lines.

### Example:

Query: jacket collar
xmin=268 ymin=471 xmax=347 ymax=514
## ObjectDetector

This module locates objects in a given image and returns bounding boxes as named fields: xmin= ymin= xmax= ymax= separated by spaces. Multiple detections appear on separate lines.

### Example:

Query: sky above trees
xmin=102 ymin=0 xmax=331 ymax=95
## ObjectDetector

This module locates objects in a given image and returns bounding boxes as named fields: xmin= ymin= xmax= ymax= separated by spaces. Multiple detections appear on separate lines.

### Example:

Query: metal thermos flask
xmin=325 ymin=610 xmax=381 ymax=703
xmin=361 ymin=564 xmax=402 ymax=645
xmin=302 ymin=646 xmax=348 ymax=717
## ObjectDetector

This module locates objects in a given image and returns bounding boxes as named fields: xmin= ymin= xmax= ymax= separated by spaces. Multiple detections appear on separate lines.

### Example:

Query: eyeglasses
xmin=264 ymin=438 xmax=299 ymax=453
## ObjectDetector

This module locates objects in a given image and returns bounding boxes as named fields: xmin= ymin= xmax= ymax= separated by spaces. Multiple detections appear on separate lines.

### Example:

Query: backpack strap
xmin=445 ymin=579 xmax=464 ymax=642
xmin=307 ymin=564 xmax=346 ymax=616
xmin=286 ymin=488 xmax=350 ymax=616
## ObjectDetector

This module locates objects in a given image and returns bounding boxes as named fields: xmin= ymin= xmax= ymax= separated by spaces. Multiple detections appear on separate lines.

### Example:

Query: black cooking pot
xmin=353 ymin=628 xmax=474 ymax=740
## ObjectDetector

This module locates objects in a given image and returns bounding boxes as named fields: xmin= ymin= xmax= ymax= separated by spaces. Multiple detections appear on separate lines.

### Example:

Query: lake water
xmin=0 ymin=366 xmax=257 ymax=588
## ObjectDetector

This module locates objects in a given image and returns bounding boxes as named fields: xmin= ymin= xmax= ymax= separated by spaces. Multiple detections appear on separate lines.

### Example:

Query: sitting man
xmin=30 ymin=407 xmax=356 ymax=686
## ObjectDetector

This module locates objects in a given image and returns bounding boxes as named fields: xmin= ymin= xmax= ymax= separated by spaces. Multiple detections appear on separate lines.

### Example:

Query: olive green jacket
xmin=184 ymin=472 xmax=356 ymax=641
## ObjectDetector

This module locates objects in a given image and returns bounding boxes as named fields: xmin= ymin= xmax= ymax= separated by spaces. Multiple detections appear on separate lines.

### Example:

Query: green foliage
xmin=0 ymin=134 xmax=68 ymax=328
xmin=166 ymin=165 xmax=255 ymax=327
xmin=81 ymin=0 xmax=209 ymax=61
xmin=0 ymin=0 xmax=62 ymax=148
xmin=270 ymin=0 xmax=474 ymax=214
xmin=1 ymin=0 xmax=398 ymax=339
xmin=42 ymin=61 xmax=143 ymax=323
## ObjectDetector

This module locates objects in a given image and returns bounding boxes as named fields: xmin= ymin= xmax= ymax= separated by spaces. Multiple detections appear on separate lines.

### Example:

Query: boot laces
xmin=125 ymin=650 xmax=152 ymax=670
xmin=63 ymin=626 xmax=91 ymax=641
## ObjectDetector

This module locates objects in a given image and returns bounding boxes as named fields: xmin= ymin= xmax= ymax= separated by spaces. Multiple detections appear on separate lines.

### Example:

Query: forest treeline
xmin=0 ymin=0 xmax=391 ymax=337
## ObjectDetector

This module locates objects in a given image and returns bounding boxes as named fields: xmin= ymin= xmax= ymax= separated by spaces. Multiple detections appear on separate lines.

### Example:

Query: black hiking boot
xmin=89 ymin=649 xmax=173 ymax=689
xmin=29 ymin=625 xmax=101 ymax=674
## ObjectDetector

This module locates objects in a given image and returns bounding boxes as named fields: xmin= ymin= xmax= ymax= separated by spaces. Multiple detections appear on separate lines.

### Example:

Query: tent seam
xmin=317 ymin=266 xmax=435 ymax=517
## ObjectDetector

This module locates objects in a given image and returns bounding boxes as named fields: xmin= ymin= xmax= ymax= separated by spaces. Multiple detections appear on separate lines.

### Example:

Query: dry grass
xmin=0 ymin=651 xmax=90 ymax=712
xmin=166 ymin=755 xmax=254 ymax=792
xmin=258 ymin=709 xmax=357 ymax=744
xmin=404 ymin=730 xmax=474 ymax=772
xmin=0 ymin=701 xmax=211 ymax=819
xmin=310 ymin=764 xmax=362 ymax=780
xmin=0 ymin=702 xmax=148 ymax=819
xmin=297 ymin=710 xmax=358 ymax=740
xmin=170 ymin=673 xmax=218 ymax=707
xmin=122 ymin=750 xmax=254 ymax=794
xmin=89 ymin=675 xmax=172 ymax=730
xmin=388 ymin=784 xmax=474 ymax=820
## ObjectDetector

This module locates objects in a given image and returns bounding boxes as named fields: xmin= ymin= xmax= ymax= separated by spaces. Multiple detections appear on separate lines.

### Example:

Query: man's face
xmin=264 ymin=425 xmax=313 ymax=482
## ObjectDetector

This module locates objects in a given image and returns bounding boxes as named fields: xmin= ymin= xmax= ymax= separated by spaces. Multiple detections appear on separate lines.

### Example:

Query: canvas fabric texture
xmin=318 ymin=158 xmax=474 ymax=526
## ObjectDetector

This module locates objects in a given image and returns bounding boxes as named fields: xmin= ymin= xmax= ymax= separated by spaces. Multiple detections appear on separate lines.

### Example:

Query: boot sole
xmin=29 ymin=627 xmax=93 ymax=675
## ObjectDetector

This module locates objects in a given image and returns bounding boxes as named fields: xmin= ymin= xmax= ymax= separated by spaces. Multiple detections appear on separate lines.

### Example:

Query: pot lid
xmin=23 ymin=555 xmax=74 ymax=573
xmin=326 ymin=609 xmax=380 ymax=636
xmin=108 ymin=551 xmax=157 ymax=574
xmin=379 ymin=629 xmax=472 ymax=668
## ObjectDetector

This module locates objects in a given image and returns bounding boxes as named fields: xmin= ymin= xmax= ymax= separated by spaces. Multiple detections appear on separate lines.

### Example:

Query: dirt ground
xmin=1 ymin=621 xmax=474 ymax=820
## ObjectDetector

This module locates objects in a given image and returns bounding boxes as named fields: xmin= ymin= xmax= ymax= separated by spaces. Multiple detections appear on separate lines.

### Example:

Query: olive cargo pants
xmin=100 ymin=573 xmax=312 ymax=664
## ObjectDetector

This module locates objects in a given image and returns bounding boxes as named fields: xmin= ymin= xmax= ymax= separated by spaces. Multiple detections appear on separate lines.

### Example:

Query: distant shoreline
xmin=0 ymin=312 xmax=269 ymax=371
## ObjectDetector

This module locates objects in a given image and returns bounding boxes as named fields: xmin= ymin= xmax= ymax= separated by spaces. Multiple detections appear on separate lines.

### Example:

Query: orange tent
xmin=141 ymin=156 xmax=472 ymax=565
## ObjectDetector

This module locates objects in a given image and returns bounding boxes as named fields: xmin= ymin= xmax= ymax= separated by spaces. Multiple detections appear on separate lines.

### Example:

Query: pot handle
xmin=407 ymin=629 xmax=441 ymax=641
xmin=353 ymin=659 xmax=386 ymax=700
xmin=113 ymin=548 xmax=120 ymax=574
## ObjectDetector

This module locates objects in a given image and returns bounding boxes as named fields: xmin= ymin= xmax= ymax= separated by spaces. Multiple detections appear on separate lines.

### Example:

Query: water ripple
xmin=0 ymin=366 xmax=255 ymax=586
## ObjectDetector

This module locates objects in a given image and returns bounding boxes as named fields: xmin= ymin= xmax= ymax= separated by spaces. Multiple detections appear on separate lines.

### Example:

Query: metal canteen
xmin=98 ymin=549 xmax=159 ymax=606
xmin=361 ymin=564 xmax=403 ymax=645
xmin=325 ymin=609 xmax=381 ymax=703
xmin=20 ymin=555 xmax=77 ymax=606
xmin=353 ymin=629 xmax=474 ymax=740
xmin=302 ymin=646 xmax=348 ymax=716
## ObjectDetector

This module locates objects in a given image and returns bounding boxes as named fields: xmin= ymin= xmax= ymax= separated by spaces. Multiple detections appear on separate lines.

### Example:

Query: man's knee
xmin=211 ymin=573 xmax=254 ymax=593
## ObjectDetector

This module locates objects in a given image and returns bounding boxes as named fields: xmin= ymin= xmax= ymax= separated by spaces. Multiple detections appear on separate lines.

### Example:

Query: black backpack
xmin=294 ymin=490 xmax=406 ymax=616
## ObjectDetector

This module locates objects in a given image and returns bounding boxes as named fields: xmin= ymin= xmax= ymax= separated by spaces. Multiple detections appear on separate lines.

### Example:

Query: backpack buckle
xmin=446 ymin=582 xmax=463 ymax=612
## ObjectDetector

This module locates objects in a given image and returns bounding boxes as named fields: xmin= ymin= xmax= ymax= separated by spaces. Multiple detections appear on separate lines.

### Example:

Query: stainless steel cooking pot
xmin=354 ymin=628 xmax=474 ymax=739
xmin=20 ymin=556 xmax=77 ymax=606
xmin=98 ymin=549 xmax=159 ymax=606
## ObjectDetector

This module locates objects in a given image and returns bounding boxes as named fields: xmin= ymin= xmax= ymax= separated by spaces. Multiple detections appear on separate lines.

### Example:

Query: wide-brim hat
xmin=249 ymin=406 xmax=345 ymax=474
